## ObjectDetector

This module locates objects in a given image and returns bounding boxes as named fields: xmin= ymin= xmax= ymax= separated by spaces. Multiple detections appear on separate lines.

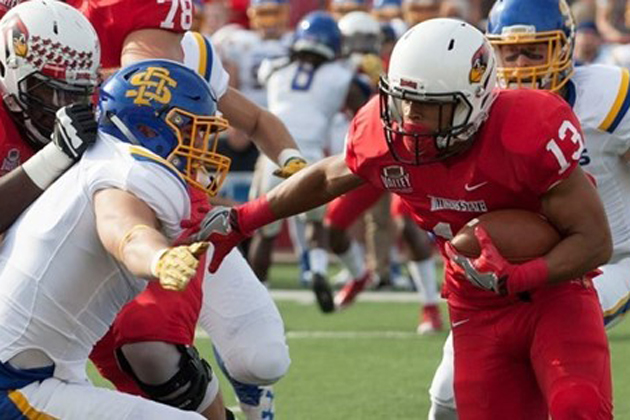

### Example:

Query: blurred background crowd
xmin=190 ymin=0 xmax=630 ymax=334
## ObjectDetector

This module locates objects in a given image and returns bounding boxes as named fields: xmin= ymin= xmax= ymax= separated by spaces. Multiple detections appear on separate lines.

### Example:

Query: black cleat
xmin=312 ymin=273 xmax=335 ymax=313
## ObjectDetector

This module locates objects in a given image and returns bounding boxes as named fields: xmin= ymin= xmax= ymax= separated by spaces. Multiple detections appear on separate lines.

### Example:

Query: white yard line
xmin=284 ymin=330 xmax=420 ymax=339
xmin=269 ymin=289 xmax=424 ymax=303
xmin=195 ymin=329 xmax=420 ymax=340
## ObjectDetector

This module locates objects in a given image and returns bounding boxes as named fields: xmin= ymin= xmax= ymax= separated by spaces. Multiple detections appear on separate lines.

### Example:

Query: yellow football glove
xmin=273 ymin=156 xmax=308 ymax=179
xmin=360 ymin=53 xmax=384 ymax=87
xmin=151 ymin=242 xmax=209 ymax=291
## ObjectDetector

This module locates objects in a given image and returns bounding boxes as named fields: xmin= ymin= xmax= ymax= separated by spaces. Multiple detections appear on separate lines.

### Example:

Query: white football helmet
xmin=379 ymin=18 xmax=498 ymax=165
xmin=338 ymin=11 xmax=382 ymax=55
xmin=0 ymin=0 xmax=100 ymax=147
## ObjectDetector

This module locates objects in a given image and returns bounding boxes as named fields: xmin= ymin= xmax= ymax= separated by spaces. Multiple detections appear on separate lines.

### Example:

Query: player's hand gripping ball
xmin=451 ymin=210 xmax=560 ymax=262
xmin=446 ymin=210 xmax=560 ymax=295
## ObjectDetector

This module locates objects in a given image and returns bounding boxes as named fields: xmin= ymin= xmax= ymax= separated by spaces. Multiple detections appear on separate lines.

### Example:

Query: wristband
xmin=150 ymin=248 xmax=170 ymax=278
xmin=22 ymin=143 xmax=74 ymax=190
xmin=236 ymin=196 xmax=276 ymax=235
xmin=277 ymin=148 xmax=304 ymax=166
xmin=507 ymin=258 xmax=549 ymax=295
xmin=117 ymin=224 xmax=153 ymax=261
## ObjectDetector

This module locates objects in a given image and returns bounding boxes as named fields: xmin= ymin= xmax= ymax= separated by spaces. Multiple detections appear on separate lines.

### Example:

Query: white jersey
xmin=570 ymin=65 xmax=630 ymax=260
xmin=266 ymin=59 xmax=353 ymax=159
xmin=181 ymin=31 xmax=230 ymax=100
xmin=213 ymin=27 xmax=290 ymax=107
xmin=0 ymin=134 xmax=190 ymax=383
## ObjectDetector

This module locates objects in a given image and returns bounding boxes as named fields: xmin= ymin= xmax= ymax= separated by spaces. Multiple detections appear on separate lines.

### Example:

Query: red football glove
xmin=200 ymin=206 xmax=250 ymax=273
xmin=175 ymin=202 xmax=211 ymax=246
xmin=189 ymin=196 xmax=276 ymax=273
xmin=445 ymin=226 xmax=549 ymax=295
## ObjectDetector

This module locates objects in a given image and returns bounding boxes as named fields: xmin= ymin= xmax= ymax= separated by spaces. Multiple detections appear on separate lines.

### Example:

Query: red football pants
xmin=449 ymin=281 xmax=612 ymax=420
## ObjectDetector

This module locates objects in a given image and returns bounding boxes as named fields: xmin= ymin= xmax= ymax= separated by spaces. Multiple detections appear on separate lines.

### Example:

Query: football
xmin=450 ymin=210 xmax=561 ymax=263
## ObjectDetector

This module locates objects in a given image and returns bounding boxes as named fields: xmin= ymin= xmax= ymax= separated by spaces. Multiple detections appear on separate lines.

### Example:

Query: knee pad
xmin=116 ymin=344 xmax=217 ymax=411
xmin=244 ymin=342 xmax=291 ymax=385
xmin=549 ymin=378 xmax=602 ymax=420
xmin=223 ymin=342 xmax=290 ymax=386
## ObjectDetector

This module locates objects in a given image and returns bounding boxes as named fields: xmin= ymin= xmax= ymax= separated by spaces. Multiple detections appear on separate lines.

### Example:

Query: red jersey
xmin=345 ymin=90 xmax=584 ymax=308
xmin=67 ymin=0 xmax=193 ymax=69
xmin=0 ymin=102 xmax=34 ymax=176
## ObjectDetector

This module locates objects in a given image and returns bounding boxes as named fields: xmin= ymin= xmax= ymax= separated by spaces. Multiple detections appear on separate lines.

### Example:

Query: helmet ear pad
xmin=123 ymin=110 xmax=178 ymax=157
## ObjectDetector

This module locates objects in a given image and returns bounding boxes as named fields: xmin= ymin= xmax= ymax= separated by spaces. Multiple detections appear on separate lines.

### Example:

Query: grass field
xmin=88 ymin=263 xmax=630 ymax=419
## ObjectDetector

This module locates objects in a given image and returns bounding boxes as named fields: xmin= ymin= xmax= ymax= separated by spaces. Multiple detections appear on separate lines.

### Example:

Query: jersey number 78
xmin=158 ymin=0 xmax=193 ymax=30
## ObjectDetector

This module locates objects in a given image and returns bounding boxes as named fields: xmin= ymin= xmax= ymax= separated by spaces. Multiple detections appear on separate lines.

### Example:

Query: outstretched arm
xmin=218 ymin=87 xmax=303 ymax=168
xmin=95 ymin=188 xmax=206 ymax=291
xmin=94 ymin=188 xmax=167 ymax=278
xmin=196 ymin=155 xmax=365 ymax=272
xmin=265 ymin=154 xmax=365 ymax=220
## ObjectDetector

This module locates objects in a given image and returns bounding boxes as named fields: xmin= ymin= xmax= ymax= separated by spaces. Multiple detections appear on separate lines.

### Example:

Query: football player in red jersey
xmin=0 ymin=0 xmax=98 ymax=233
xmin=200 ymin=18 xmax=613 ymax=419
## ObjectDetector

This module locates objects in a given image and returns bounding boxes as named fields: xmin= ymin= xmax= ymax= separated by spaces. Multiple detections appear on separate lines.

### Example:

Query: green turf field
xmin=87 ymin=263 xmax=630 ymax=419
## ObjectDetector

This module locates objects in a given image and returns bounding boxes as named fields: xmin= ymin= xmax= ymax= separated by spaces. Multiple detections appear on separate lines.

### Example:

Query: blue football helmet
xmin=247 ymin=0 xmax=290 ymax=38
xmin=487 ymin=0 xmax=575 ymax=92
xmin=329 ymin=0 xmax=367 ymax=21
xmin=292 ymin=11 xmax=342 ymax=61
xmin=98 ymin=59 xmax=231 ymax=196
xmin=372 ymin=0 xmax=402 ymax=22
